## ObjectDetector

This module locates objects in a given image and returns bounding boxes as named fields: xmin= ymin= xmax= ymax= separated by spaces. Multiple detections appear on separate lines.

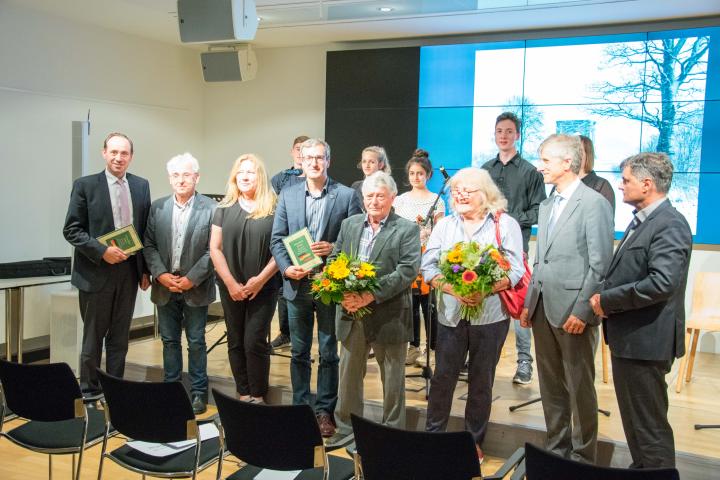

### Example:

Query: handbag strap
xmin=493 ymin=211 xmax=503 ymax=248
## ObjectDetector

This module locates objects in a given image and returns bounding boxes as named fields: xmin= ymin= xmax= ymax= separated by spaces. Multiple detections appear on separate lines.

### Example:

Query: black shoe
xmin=191 ymin=394 xmax=207 ymax=415
xmin=270 ymin=333 xmax=291 ymax=349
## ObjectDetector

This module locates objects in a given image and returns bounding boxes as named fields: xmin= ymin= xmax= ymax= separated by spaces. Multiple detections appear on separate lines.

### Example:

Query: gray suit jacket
xmin=330 ymin=212 xmax=421 ymax=345
xmin=270 ymin=177 xmax=363 ymax=300
xmin=601 ymin=199 xmax=692 ymax=361
xmin=525 ymin=181 xmax=614 ymax=327
xmin=143 ymin=193 xmax=216 ymax=307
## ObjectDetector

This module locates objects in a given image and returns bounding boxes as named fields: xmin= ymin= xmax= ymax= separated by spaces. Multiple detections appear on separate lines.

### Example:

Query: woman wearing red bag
xmin=421 ymin=167 xmax=525 ymax=464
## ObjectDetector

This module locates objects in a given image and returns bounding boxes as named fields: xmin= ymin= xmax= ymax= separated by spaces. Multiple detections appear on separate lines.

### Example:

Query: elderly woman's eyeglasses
xmin=450 ymin=188 xmax=481 ymax=198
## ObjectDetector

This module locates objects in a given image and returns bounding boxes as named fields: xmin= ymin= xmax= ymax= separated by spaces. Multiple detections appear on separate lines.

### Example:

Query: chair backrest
xmin=213 ymin=389 xmax=323 ymax=471
xmin=97 ymin=369 xmax=194 ymax=443
xmin=351 ymin=413 xmax=480 ymax=480
xmin=0 ymin=360 xmax=81 ymax=422
xmin=525 ymin=442 xmax=679 ymax=480
xmin=690 ymin=272 xmax=720 ymax=319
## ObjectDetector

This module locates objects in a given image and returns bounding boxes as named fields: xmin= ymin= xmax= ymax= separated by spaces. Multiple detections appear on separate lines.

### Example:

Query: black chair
xmin=0 ymin=360 xmax=106 ymax=480
xmin=212 ymin=388 xmax=354 ymax=480
xmin=350 ymin=413 xmax=482 ymax=480
xmin=97 ymin=370 xmax=221 ymax=480
xmin=524 ymin=442 xmax=680 ymax=480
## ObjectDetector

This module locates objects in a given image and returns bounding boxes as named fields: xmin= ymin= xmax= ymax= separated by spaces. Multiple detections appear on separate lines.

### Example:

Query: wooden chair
xmin=676 ymin=272 xmax=720 ymax=393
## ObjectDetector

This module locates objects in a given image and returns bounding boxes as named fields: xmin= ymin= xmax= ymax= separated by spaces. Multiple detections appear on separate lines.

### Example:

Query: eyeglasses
xmin=450 ymin=188 xmax=481 ymax=198
xmin=303 ymin=155 xmax=326 ymax=164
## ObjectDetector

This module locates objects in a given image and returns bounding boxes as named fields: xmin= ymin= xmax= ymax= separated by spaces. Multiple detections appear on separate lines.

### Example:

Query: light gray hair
xmin=166 ymin=152 xmax=199 ymax=174
xmin=539 ymin=134 xmax=582 ymax=175
xmin=619 ymin=152 xmax=674 ymax=194
xmin=301 ymin=138 xmax=331 ymax=161
xmin=362 ymin=171 xmax=397 ymax=196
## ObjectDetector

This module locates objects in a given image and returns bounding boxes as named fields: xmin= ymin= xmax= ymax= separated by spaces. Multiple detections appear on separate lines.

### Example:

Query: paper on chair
xmin=254 ymin=469 xmax=302 ymax=480
xmin=127 ymin=422 xmax=219 ymax=457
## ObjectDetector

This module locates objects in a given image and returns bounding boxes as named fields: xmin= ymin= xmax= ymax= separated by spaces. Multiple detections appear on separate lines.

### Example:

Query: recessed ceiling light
xmin=257 ymin=16 xmax=262 ymax=22
xmin=378 ymin=7 xmax=394 ymax=13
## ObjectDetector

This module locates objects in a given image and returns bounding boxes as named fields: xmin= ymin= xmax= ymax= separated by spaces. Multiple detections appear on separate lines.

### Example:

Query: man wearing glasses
xmin=270 ymin=138 xmax=363 ymax=437
xmin=143 ymin=153 xmax=216 ymax=414
xmin=481 ymin=112 xmax=546 ymax=385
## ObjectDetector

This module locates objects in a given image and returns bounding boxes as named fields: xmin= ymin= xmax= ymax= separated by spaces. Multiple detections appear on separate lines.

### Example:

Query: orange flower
xmin=462 ymin=270 xmax=478 ymax=283
xmin=497 ymin=257 xmax=511 ymax=271
xmin=321 ymin=278 xmax=331 ymax=287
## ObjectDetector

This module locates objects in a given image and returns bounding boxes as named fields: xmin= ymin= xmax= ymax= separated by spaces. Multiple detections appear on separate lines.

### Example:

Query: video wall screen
xmin=418 ymin=28 xmax=720 ymax=243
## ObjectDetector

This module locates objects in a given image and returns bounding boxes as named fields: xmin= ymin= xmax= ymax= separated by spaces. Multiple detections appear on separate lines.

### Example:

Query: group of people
xmin=63 ymin=110 xmax=692 ymax=471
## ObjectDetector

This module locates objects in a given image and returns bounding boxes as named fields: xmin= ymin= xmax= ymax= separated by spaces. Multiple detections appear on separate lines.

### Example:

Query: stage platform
xmin=125 ymin=317 xmax=720 ymax=479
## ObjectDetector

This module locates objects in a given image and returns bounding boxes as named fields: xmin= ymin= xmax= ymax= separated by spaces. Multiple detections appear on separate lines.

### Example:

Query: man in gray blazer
xmin=520 ymin=134 xmax=613 ymax=463
xmin=270 ymin=138 xmax=363 ymax=437
xmin=591 ymin=152 xmax=691 ymax=468
xmin=331 ymin=172 xmax=421 ymax=443
xmin=143 ymin=153 xmax=216 ymax=414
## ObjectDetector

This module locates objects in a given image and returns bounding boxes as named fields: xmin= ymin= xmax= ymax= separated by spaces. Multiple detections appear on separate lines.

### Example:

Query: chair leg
xmin=71 ymin=453 xmax=76 ymax=480
xmin=48 ymin=454 xmax=52 ymax=480
xmin=601 ymin=339 xmax=609 ymax=384
xmin=686 ymin=329 xmax=700 ymax=383
xmin=676 ymin=329 xmax=691 ymax=392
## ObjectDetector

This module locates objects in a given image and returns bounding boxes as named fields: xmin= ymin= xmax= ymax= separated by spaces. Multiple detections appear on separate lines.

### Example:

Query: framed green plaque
xmin=283 ymin=227 xmax=322 ymax=270
xmin=97 ymin=224 xmax=143 ymax=254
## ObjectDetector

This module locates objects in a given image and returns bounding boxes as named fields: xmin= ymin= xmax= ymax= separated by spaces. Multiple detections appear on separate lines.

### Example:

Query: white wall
xmin=202 ymin=44 xmax=329 ymax=183
xmin=0 ymin=2 xmax=206 ymax=263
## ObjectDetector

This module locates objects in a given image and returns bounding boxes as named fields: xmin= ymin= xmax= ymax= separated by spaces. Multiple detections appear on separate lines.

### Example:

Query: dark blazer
xmin=63 ymin=171 xmax=151 ymax=292
xmin=270 ymin=177 xmax=363 ymax=301
xmin=600 ymin=199 xmax=692 ymax=361
xmin=525 ymin=182 xmax=614 ymax=326
xmin=330 ymin=212 xmax=421 ymax=345
xmin=143 ymin=193 xmax=216 ymax=307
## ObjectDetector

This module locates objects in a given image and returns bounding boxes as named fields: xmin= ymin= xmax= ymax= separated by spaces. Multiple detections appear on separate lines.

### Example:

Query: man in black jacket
xmin=63 ymin=132 xmax=151 ymax=395
xmin=591 ymin=152 xmax=692 ymax=468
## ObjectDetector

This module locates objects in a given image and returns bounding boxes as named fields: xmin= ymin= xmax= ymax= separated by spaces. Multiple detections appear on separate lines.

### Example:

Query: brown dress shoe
xmin=317 ymin=413 xmax=336 ymax=438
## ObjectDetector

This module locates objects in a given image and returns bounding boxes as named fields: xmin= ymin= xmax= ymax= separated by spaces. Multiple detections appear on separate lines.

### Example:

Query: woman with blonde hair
xmin=210 ymin=154 xmax=279 ymax=404
xmin=351 ymin=146 xmax=391 ymax=207
xmin=421 ymin=167 xmax=525 ymax=464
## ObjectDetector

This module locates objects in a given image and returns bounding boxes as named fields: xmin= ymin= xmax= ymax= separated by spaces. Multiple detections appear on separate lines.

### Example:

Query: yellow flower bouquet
xmin=311 ymin=252 xmax=380 ymax=319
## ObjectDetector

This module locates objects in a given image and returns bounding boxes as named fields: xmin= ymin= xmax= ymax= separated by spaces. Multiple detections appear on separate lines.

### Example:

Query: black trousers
xmin=277 ymin=286 xmax=289 ymax=336
xmin=426 ymin=319 xmax=509 ymax=445
xmin=612 ymin=355 xmax=675 ymax=468
xmin=220 ymin=288 xmax=277 ymax=397
xmin=78 ymin=261 xmax=138 ymax=393
xmin=411 ymin=292 xmax=438 ymax=350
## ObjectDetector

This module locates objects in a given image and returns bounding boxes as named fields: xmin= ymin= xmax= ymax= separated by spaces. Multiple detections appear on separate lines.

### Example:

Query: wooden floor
xmin=124 ymin=318 xmax=720 ymax=459
xmin=2 ymin=315 xmax=719 ymax=479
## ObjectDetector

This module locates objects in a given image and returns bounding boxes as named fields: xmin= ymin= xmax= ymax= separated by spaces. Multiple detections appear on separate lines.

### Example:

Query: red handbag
xmin=493 ymin=212 xmax=531 ymax=319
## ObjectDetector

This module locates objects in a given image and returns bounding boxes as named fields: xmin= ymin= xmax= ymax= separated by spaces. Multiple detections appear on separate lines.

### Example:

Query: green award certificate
xmin=283 ymin=227 xmax=322 ymax=270
xmin=97 ymin=225 xmax=143 ymax=254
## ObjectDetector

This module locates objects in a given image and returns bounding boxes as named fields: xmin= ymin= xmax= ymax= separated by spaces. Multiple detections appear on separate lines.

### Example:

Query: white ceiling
xmin=6 ymin=0 xmax=720 ymax=49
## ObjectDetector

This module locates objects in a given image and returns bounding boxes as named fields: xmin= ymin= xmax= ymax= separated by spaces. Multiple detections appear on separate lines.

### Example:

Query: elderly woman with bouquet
xmin=421 ymin=167 xmax=525 ymax=464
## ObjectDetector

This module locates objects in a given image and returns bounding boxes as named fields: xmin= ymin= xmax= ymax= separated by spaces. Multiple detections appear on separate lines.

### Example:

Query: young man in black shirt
xmin=482 ymin=112 xmax=546 ymax=384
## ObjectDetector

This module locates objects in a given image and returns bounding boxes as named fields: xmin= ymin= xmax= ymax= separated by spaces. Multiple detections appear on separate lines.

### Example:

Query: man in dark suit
xmin=591 ymin=152 xmax=692 ymax=469
xmin=331 ymin=171 xmax=421 ymax=443
xmin=63 ymin=132 xmax=151 ymax=395
xmin=270 ymin=138 xmax=363 ymax=437
xmin=520 ymin=134 xmax=614 ymax=463
xmin=143 ymin=153 xmax=216 ymax=414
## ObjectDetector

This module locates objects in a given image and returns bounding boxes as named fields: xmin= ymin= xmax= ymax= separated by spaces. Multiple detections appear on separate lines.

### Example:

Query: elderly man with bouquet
xmin=316 ymin=171 xmax=421 ymax=444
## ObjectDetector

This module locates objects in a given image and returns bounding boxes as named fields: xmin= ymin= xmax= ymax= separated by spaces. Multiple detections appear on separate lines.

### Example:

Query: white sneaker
xmin=415 ymin=349 xmax=434 ymax=368
xmin=405 ymin=346 xmax=421 ymax=365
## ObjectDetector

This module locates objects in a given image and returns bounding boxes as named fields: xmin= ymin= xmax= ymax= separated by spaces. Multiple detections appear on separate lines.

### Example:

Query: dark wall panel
xmin=325 ymin=47 xmax=420 ymax=191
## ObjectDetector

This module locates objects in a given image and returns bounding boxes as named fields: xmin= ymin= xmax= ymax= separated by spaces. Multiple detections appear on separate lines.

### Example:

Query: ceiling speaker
xmin=178 ymin=0 xmax=258 ymax=43
xmin=201 ymin=48 xmax=258 ymax=82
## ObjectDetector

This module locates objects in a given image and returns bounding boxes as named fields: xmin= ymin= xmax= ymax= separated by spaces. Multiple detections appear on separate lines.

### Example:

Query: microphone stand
xmin=405 ymin=174 xmax=451 ymax=400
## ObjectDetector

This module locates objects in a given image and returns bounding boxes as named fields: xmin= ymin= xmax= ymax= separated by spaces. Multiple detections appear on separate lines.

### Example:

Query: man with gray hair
xmin=143 ymin=153 xmax=217 ymax=414
xmin=330 ymin=171 xmax=421 ymax=444
xmin=520 ymin=134 xmax=613 ymax=463
xmin=590 ymin=152 xmax=691 ymax=468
